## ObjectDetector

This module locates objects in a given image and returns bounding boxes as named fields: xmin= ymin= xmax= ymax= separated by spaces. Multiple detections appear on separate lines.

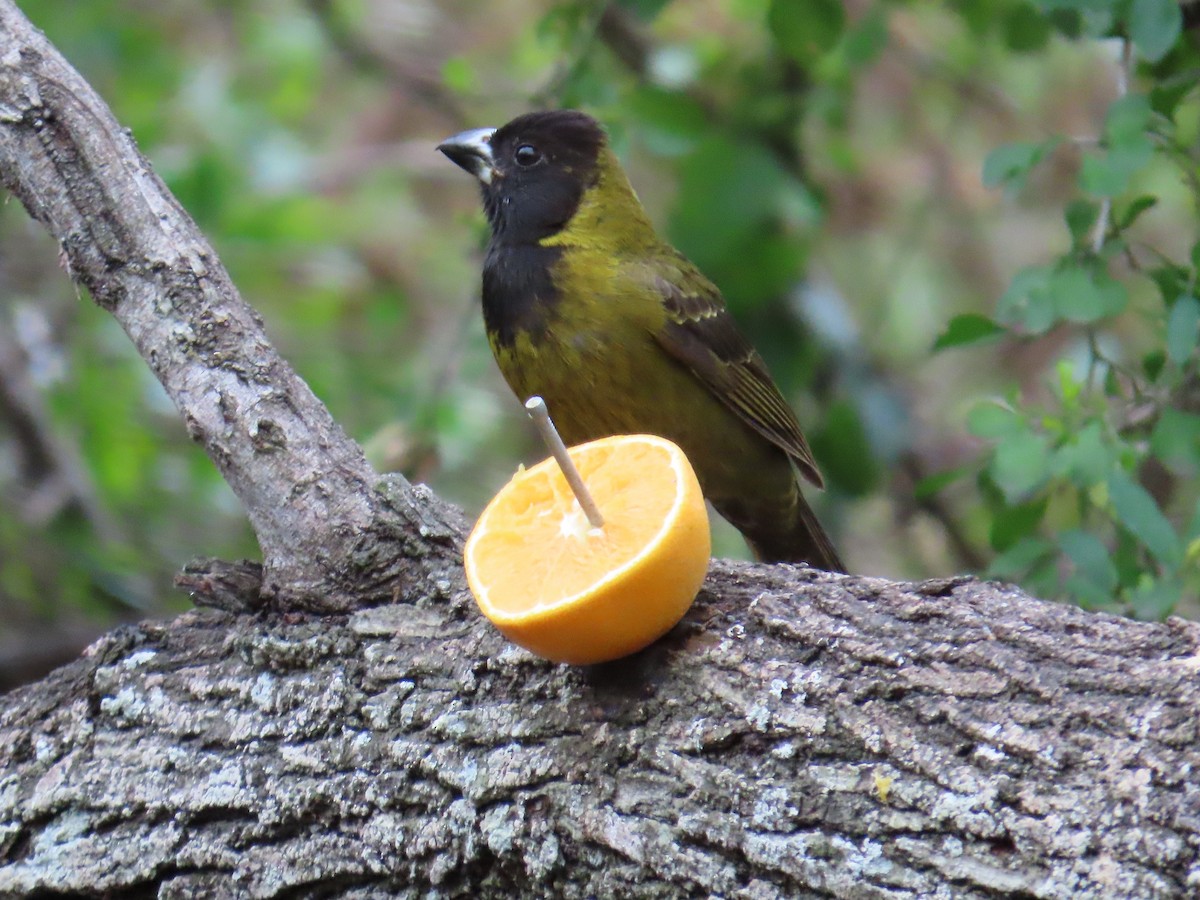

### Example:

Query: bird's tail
xmin=746 ymin=488 xmax=846 ymax=573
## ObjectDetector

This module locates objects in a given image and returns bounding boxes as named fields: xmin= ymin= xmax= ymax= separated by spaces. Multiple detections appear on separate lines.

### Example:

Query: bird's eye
xmin=514 ymin=144 xmax=542 ymax=167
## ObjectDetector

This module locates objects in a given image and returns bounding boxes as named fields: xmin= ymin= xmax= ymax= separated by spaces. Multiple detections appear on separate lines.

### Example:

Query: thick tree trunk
xmin=2 ymin=563 xmax=1198 ymax=898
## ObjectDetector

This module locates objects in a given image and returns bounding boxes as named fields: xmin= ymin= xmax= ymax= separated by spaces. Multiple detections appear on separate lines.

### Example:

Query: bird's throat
xmin=481 ymin=243 xmax=564 ymax=349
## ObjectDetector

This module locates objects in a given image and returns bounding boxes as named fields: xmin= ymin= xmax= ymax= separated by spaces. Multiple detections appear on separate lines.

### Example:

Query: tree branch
xmin=0 ymin=1 xmax=461 ymax=611
xmin=1 ymin=563 xmax=1198 ymax=896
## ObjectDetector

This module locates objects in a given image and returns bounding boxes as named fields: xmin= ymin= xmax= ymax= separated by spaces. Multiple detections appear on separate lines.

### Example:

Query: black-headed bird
xmin=439 ymin=110 xmax=845 ymax=571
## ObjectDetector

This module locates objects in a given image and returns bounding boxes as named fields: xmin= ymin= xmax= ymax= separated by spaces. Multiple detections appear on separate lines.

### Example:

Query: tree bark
xmin=1 ymin=564 xmax=1198 ymax=898
xmin=2 ymin=2 xmax=1200 ymax=897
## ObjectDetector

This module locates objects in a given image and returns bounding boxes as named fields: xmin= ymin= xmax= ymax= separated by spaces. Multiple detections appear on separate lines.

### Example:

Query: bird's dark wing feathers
xmin=643 ymin=255 xmax=824 ymax=489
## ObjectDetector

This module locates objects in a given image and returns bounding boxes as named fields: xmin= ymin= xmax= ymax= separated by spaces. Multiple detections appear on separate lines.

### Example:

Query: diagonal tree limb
xmin=0 ymin=0 xmax=462 ymax=612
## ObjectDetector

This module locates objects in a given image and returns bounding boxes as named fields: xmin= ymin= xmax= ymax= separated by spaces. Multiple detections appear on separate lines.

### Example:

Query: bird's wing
xmin=637 ymin=253 xmax=824 ymax=489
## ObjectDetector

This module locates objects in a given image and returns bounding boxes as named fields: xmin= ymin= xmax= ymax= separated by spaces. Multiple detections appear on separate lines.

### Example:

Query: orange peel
xmin=465 ymin=434 xmax=711 ymax=664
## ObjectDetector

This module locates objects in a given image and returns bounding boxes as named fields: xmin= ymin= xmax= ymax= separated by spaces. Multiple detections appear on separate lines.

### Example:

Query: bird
xmin=438 ymin=109 xmax=845 ymax=572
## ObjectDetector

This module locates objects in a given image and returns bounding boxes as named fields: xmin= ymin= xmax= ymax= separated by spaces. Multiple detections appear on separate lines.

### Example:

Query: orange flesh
xmin=472 ymin=439 xmax=682 ymax=613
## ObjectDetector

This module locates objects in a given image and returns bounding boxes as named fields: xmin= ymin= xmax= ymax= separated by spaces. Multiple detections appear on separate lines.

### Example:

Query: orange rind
xmin=465 ymin=434 xmax=711 ymax=664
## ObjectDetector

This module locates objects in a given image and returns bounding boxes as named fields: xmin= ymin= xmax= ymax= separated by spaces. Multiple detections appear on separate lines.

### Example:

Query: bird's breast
xmin=481 ymin=243 xmax=565 ymax=349
xmin=483 ymin=247 xmax=660 ymax=440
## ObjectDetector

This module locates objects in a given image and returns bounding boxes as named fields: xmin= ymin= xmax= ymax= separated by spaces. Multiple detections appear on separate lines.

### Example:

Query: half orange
xmin=464 ymin=434 xmax=711 ymax=664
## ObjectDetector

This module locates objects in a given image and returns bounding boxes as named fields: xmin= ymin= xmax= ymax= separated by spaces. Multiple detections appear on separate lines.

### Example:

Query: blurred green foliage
xmin=2 ymin=0 xmax=1199 ymax=663
xmin=936 ymin=0 xmax=1200 ymax=615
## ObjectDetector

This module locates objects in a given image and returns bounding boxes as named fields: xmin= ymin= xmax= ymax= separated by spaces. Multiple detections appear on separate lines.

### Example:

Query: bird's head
xmin=438 ymin=110 xmax=612 ymax=245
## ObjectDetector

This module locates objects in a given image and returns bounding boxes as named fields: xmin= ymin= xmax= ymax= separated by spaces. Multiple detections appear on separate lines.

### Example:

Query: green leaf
xmin=1052 ymin=266 xmax=1128 ymax=323
xmin=768 ymin=0 xmax=845 ymax=65
xmin=1043 ymin=8 xmax=1084 ymax=38
xmin=1143 ymin=349 xmax=1167 ymax=381
xmin=1166 ymin=296 xmax=1200 ymax=365
xmin=1003 ymin=3 xmax=1053 ymax=51
xmin=1080 ymin=136 xmax=1153 ymax=196
xmin=914 ymin=466 xmax=968 ymax=500
xmin=933 ymin=313 xmax=1006 ymax=351
xmin=990 ymin=497 xmax=1049 ymax=550
xmin=441 ymin=56 xmax=477 ymax=93
xmin=618 ymin=0 xmax=674 ymax=22
xmin=1104 ymin=93 xmax=1153 ymax=143
xmin=1090 ymin=272 xmax=1129 ymax=319
xmin=1055 ymin=422 xmax=1115 ymax=486
xmin=1065 ymin=199 xmax=1099 ymax=246
xmin=669 ymin=135 xmax=808 ymax=301
xmin=1108 ymin=469 xmax=1182 ymax=564
xmin=1129 ymin=577 xmax=1182 ymax=619
xmin=1055 ymin=357 xmax=1083 ymax=406
xmin=1187 ymin=495 xmax=1200 ymax=542
xmin=968 ymin=402 xmax=1022 ymax=439
xmin=1078 ymin=96 xmax=1154 ymax=198
xmin=991 ymin=431 xmax=1052 ymax=502
xmin=997 ymin=266 xmax=1057 ymax=333
xmin=628 ymin=87 xmax=708 ymax=156
xmin=1059 ymin=529 xmax=1117 ymax=592
xmin=1054 ymin=0 xmax=1117 ymax=36
xmin=1064 ymin=573 xmax=1115 ymax=608
xmin=1106 ymin=529 xmax=1139 ymax=589
xmin=1128 ymin=0 xmax=1182 ymax=62
xmin=808 ymin=400 xmax=880 ymax=497
xmin=842 ymin=7 xmax=888 ymax=67
xmin=988 ymin=535 xmax=1054 ymax=580
xmin=1149 ymin=263 xmax=1191 ymax=307
xmin=1117 ymin=195 xmax=1157 ymax=230
xmin=1150 ymin=408 xmax=1200 ymax=476
xmin=982 ymin=139 xmax=1056 ymax=190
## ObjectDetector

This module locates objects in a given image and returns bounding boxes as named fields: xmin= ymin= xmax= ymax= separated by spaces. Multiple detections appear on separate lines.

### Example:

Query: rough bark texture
xmin=2 ymin=563 xmax=1198 ymax=898
xmin=0 ymin=0 xmax=462 ymax=611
